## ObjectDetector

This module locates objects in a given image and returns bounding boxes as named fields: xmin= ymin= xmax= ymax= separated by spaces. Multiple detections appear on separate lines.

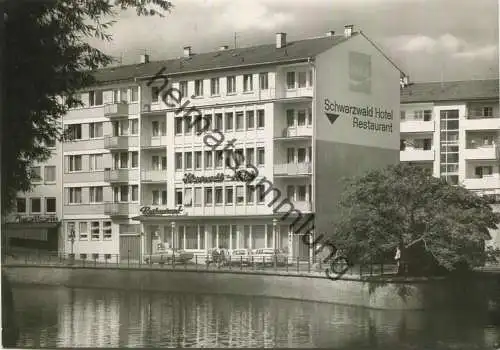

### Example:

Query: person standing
xmin=395 ymin=245 xmax=402 ymax=275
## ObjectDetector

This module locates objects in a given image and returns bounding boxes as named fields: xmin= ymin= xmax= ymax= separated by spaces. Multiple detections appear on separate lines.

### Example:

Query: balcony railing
xmin=104 ymin=135 xmax=138 ymax=149
xmin=141 ymin=136 xmax=168 ymax=148
xmin=400 ymin=120 xmax=434 ymax=133
xmin=463 ymin=115 xmax=500 ymax=130
xmin=275 ymin=200 xmax=312 ymax=213
xmin=462 ymin=175 xmax=500 ymax=190
xmin=274 ymin=162 xmax=312 ymax=176
xmin=463 ymin=145 xmax=499 ymax=160
xmin=104 ymin=168 xmax=137 ymax=183
xmin=277 ymin=127 xmax=313 ymax=138
xmin=104 ymin=102 xmax=128 ymax=118
xmin=104 ymin=202 xmax=131 ymax=216
xmin=400 ymin=149 xmax=435 ymax=162
xmin=141 ymin=170 xmax=167 ymax=182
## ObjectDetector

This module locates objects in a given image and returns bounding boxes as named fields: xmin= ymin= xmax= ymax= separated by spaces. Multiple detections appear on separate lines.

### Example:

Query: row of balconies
xmin=63 ymin=200 xmax=312 ymax=217
xmin=401 ymin=116 xmax=500 ymax=133
xmin=400 ymin=145 xmax=499 ymax=162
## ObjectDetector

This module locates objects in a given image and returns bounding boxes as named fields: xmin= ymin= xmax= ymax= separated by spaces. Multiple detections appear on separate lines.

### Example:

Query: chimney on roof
xmin=325 ymin=31 xmax=335 ymax=37
xmin=183 ymin=46 xmax=192 ymax=58
xmin=344 ymin=24 xmax=354 ymax=38
xmin=219 ymin=45 xmax=229 ymax=51
xmin=276 ymin=32 xmax=287 ymax=49
xmin=140 ymin=54 xmax=149 ymax=64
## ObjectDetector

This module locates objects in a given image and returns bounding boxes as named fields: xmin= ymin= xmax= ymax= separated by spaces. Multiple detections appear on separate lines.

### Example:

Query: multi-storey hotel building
xmin=5 ymin=25 xmax=402 ymax=261
xmin=400 ymin=79 xmax=500 ymax=247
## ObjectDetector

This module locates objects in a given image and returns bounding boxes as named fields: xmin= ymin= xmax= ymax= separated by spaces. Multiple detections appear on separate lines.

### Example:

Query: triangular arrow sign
xmin=325 ymin=113 xmax=340 ymax=125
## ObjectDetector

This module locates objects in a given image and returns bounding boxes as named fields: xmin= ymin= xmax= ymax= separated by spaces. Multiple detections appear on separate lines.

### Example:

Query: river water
xmin=11 ymin=284 xmax=500 ymax=349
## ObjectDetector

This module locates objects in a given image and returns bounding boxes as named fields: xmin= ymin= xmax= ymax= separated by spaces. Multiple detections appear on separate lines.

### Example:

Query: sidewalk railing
xmin=3 ymin=251 xmax=399 ymax=278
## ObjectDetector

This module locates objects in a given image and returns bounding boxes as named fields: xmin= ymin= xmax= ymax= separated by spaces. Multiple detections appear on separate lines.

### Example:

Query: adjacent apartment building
xmin=5 ymin=24 xmax=403 ymax=261
xmin=400 ymin=79 xmax=500 ymax=248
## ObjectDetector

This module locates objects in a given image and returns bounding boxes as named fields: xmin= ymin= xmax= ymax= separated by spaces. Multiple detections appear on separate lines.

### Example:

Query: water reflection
xmin=12 ymin=285 xmax=500 ymax=349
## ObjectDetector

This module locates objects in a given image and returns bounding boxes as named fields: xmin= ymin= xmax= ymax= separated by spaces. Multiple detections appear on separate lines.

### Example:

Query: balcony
xmin=104 ymin=168 xmax=139 ymax=183
xmin=276 ymin=127 xmax=313 ymax=139
xmin=400 ymin=120 xmax=434 ymax=133
xmin=275 ymin=200 xmax=312 ymax=213
xmin=400 ymin=149 xmax=435 ymax=162
xmin=462 ymin=175 xmax=500 ymax=190
xmin=463 ymin=145 xmax=499 ymax=160
xmin=141 ymin=136 xmax=168 ymax=148
xmin=104 ymin=102 xmax=128 ymax=118
xmin=104 ymin=202 xmax=138 ymax=217
xmin=463 ymin=116 xmax=500 ymax=131
xmin=104 ymin=135 xmax=139 ymax=150
xmin=277 ymin=87 xmax=314 ymax=100
xmin=274 ymin=162 xmax=312 ymax=177
xmin=141 ymin=170 xmax=167 ymax=183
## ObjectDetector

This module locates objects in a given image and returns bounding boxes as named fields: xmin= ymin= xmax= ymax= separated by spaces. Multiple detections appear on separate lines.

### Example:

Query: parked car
xmin=253 ymin=248 xmax=288 ymax=266
xmin=229 ymin=249 xmax=252 ymax=266
xmin=144 ymin=248 xmax=194 ymax=265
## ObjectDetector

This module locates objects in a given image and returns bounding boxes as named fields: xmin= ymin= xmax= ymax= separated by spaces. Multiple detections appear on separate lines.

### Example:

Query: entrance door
xmin=120 ymin=234 xmax=141 ymax=263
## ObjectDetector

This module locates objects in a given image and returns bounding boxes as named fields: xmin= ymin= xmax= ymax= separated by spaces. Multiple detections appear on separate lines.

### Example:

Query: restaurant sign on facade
xmin=9 ymin=215 xmax=59 ymax=224
xmin=139 ymin=206 xmax=186 ymax=216
xmin=182 ymin=169 xmax=256 ymax=184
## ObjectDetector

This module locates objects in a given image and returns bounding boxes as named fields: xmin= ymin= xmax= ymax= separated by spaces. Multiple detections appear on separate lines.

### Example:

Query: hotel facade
xmin=400 ymin=79 xmax=500 ymax=248
xmin=5 ymin=25 xmax=402 ymax=261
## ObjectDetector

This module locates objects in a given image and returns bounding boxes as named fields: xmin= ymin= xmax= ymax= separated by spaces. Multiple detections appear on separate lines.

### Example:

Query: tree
xmin=332 ymin=163 xmax=500 ymax=276
xmin=1 ymin=0 xmax=173 ymax=215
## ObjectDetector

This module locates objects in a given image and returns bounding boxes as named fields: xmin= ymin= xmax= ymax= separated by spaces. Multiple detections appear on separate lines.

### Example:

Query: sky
xmin=91 ymin=0 xmax=499 ymax=82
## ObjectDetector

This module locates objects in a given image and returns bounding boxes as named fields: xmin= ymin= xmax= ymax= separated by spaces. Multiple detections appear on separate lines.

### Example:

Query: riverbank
xmin=4 ymin=265 xmax=497 ymax=311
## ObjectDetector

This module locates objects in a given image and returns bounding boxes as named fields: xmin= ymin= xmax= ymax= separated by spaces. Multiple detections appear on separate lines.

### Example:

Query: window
xmin=257 ymin=185 xmax=266 ymax=203
xmin=179 ymin=81 xmax=188 ymax=98
xmin=297 ymin=148 xmax=306 ymax=163
xmin=308 ymin=69 xmax=313 ymax=86
xmin=130 ymin=119 xmax=139 ymax=135
xmin=225 ymin=187 xmax=234 ymax=205
xmin=195 ymin=151 xmax=202 ymax=169
xmin=227 ymin=76 xmax=236 ymax=94
xmin=243 ymin=74 xmax=253 ymax=92
xmin=259 ymin=73 xmax=269 ymax=90
xmin=175 ymin=117 xmax=183 ymax=135
xmin=246 ymin=185 xmax=255 ymax=203
xmin=194 ymin=80 xmax=204 ymax=97
xmin=211 ymin=78 xmax=220 ymax=96
xmin=286 ymin=109 xmax=295 ymax=127
xmin=68 ymin=155 xmax=82 ymax=172
xmin=130 ymin=87 xmax=138 ymax=102
xmin=483 ymin=107 xmax=493 ymax=117
xmin=236 ymin=186 xmax=244 ymax=204
xmin=298 ymin=186 xmax=307 ymax=201
xmin=184 ymin=116 xmax=193 ymax=134
xmin=30 ymin=166 xmax=42 ymax=182
xmin=205 ymin=187 xmax=213 ymax=205
xmin=30 ymin=198 xmax=41 ymax=213
xmin=184 ymin=188 xmax=193 ymax=206
xmin=79 ymin=222 xmax=88 ymax=240
xmin=215 ymin=187 xmax=223 ymax=204
xmin=215 ymin=150 xmax=224 ymax=168
xmin=246 ymin=148 xmax=255 ymax=164
xmin=175 ymin=152 xmax=183 ymax=170
xmin=185 ymin=152 xmax=193 ymax=170
xmin=194 ymin=187 xmax=202 ymax=206
xmin=298 ymin=110 xmax=306 ymax=126
xmin=120 ymin=88 xmax=128 ymax=102
xmin=120 ymin=152 xmax=128 ymax=168
xmin=152 ymin=86 xmax=160 ymax=102
xmin=89 ymin=154 xmax=103 ymax=171
xmin=66 ymin=124 xmax=82 ymax=140
xmin=67 ymin=222 xmax=76 ymax=240
xmin=286 ymin=185 xmax=295 ymax=200
xmin=131 ymin=185 xmax=138 ymax=202
xmin=161 ymin=156 xmax=167 ymax=170
xmin=120 ymin=185 xmax=129 ymax=202
xmin=287 ymin=148 xmax=295 ymax=163
xmin=89 ymin=90 xmax=103 ymax=106
xmin=16 ymin=198 xmax=26 ymax=213
xmin=152 ymin=190 xmax=160 ymax=205
xmin=225 ymin=112 xmax=234 ymax=131
xmin=131 ymin=152 xmax=138 ymax=168
xmin=475 ymin=166 xmax=493 ymax=178
xmin=175 ymin=189 xmax=183 ymax=206
xmin=161 ymin=190 xmax=167 ymax=205
xmin=69 ymin=188 xmax=82 ymax=204
xmin=400 ymin=111 xmax=406 ymax=120
xmin=89 ymin=187 xmax=103 ymax=203
xmin=46 ymin=138 xmax=56 ymax=148
xmin=161 ymin=121 xmax=166 ymax=135
xmin=91 ymin=221 xmax=100 ymax=240
xmin=236 ymin=112 xmax=244 ymax=130
xmin=286 ymin=72 xmax=295 ymax=89
xmin=89 ymin=122 xmax=103 ymax=138
xmin=257 ymin=110 xmax=265 ymax=128
xmin=298 ymin=72 xmax=307 ymax=88
xmin=257 ymin=147 xmax=265 ymax=166
xmin=205 ymin=151 xmax=213 ymax=169
xmin=308 ymin=107 xmax=312 ymax=125
xmin=103 ymin=221 xmax=112 ymax=240
xmin=152 ymin=121 xmax=160 ymax=136
xmin=215 ymin=113 xmax=223 ymax=130
xmin=246 ymin=111 xmax=255 ymax=129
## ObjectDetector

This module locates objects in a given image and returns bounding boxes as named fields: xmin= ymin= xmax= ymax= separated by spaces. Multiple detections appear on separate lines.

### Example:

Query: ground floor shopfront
xmin=136 ymin=214 xmax=315 ymax=261
xmin=4 ymin=219 xmax=61 ymax=253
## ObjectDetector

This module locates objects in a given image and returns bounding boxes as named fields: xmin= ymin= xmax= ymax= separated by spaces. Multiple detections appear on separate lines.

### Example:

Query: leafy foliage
xmin=2 ymin=0 xmax=173 ymax=214
xmin=332 ymin=163 xmax=500 ymax=274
